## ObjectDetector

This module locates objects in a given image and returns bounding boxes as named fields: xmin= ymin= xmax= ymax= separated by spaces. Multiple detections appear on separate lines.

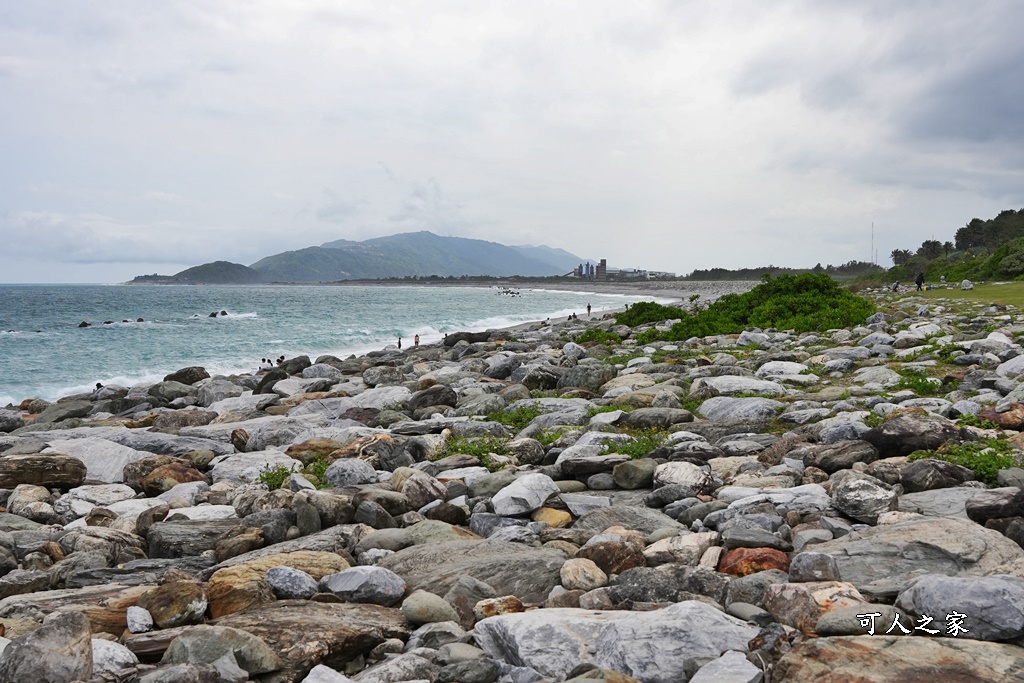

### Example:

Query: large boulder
xmin=557 ymin=364 xmax=617 ymax=393
xmin=697 ymin=397 xmax=782 ymax=421
xmin=863 ymin=414 xmax=959 ymax=457
xmin=829 ymin=471 xmax=898 ymax=524
xmin=0 ymin=611 xmax=93 ymax=681
xmin=491 ymin=473 xmax=560 ymax=516
xmin=377 ymin=540 xmax=564 ymax=603
xmin=0 ymin=453 xmax=87 ymax=488
xmin=807 ymin=517 xmax=1024 ymax=598
xmin=474 ymin=601 xmax=758 ymax=683
xmin=775 ymin=636 xmax=1024 ymax=682
xmin=164 ymin=367 xmax=211 ymax=385
xmin=215 ymin=601 xmax=409 ymax=681
xmin=42 ymin=438 xmax=150 ymax=483
xmin=895 ymin=574 xmax=1024 ymax=641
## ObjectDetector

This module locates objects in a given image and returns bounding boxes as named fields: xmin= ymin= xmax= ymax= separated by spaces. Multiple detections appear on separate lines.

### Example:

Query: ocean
xmin=0 ymin=284 xmax=657 ymax=407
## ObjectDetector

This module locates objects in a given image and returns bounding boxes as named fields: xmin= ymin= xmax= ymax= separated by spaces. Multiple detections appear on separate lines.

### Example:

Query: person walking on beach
xmin=587 ymin=303 xmax=591 ymax=317
xmin=414 ymin=334 xmax=420 ymax=347
xmin=915 ymin=272 xmax=925 ymax=291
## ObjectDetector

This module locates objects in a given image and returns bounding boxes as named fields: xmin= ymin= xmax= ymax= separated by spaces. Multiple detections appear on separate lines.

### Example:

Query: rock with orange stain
xmin=763 ymin=581 xmax=867 ymax=635
xmin=718 ymin=547 xmax=791 ymax=576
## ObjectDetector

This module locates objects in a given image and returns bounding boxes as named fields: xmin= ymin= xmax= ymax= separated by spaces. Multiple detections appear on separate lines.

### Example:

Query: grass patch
xmin=957 ymin=414 xmax=1002 ymax=430
xmin=487 ymin=404 xmax=543 ymax=430
xmin=892 ymin=367 xmax=954 ymax=396
xmin=586 ymin=404 xmax=625 ymax=418
xmin=258 ymin=453 xmax=333 ymax=490
xmin=919 ymin=281 xmax=1024 ymax=307
xmin=535 ymin=429 xmax=565 ymax=447
xmin=602 ymin=428 xmax=667 ymax=458
xmin=439 ymin=435 xmax=510 ymax=458
xmin=909 ymin=439 xmax=1023 ymax=486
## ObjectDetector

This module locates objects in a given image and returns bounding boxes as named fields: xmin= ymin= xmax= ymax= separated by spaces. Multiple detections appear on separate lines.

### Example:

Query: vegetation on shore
xmin=615 ymin=273 xmax=876 ymax=339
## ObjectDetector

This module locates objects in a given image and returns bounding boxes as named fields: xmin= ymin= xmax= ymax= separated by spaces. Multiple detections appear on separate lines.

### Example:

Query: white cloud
xmin=0 ymin=0 xmax=1021 ymax=282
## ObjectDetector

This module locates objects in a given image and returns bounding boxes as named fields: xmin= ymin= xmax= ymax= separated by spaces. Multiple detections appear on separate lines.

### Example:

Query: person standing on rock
xmin=398 ymin=337 xmax=402 ymax=349
xmin=587 ymin=303 xmax=592 ymax=316
xmin=414 ymin=334 xmax=420 ymax=347
xmin=915 ymin=272 xmax=925 ymax=291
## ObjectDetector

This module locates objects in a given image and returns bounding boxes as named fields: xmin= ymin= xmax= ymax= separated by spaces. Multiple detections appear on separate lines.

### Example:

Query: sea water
xmin=0 ymin=284 xmax=659 ymax=406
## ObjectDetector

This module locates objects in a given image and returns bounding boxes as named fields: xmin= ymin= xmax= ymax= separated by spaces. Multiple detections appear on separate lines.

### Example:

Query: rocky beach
xmin=2 ymin=285 xmax=1024 ymax=682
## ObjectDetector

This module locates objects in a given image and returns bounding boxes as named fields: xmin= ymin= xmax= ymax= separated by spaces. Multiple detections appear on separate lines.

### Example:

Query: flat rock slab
xmin=775 ymin=635 xmax=1024 ymax=682
xmin=474 ymin=601 xmax=758 ymax=683
xmin=572 ymin=506 xmax=683 ymax=535
xmin=377 ymin=540 xmax=564 ymax=604
xmin=807 ymin=517 xmax=1024 ymax=599
xmin=0 ymin=583 xmax=152 ymax=636
xmin=42 ymin=438 xmax=150 ymax=483
xmin=213 ymin=600 xmax=409 ymax=683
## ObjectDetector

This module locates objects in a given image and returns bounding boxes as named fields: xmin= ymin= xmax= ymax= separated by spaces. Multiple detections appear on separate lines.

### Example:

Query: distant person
xmin=940 ymin=275 xmax=946 ymax=283
xmin=587 ymin=303 xmax=592 ymax=316
xmin=414 ymin=334 xmax=420 ymax=347
xmin=915 ymin=272 xmax=925 ymax=291
xmin=398 ymin=337 xmax=402 ymax=349
xmin=891 ymin=281 xmax=900 ymax=292
xmin=95 ymin=382 xmax=103 ymax=390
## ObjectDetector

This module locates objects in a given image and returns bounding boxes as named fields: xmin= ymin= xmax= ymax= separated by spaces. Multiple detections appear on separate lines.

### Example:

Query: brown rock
xmin=142 ymin=462 xmax=207 ymax=496
xmin=775 ymin=636 xmax=1024 ymax=682
xmin=532 ymin=507 xmax=572 ymax=528
xmin=214 ymin=527 xmax=265 ymax=563
xmin=285 ymin=439 xmax=347 ymax=465
xmin=0 ymin=454 xmax=87 ymax=489
xmin=230 ymin=429 xmax=249 ymax=453
xmin=473 ymin=595 xmax=525 ymax=620
xmin=151 ymin=410 xmax=218 ymax=432
xmin=718 ymin=547 xmax=791 ymax=576
xmin=763 ymin=581 xmax=866 ymax=635
xmin=0 ymin=584 xmax=151 ymax=635
xmin=214 ymin=600 xmax=409 ymax=681
xmin=574 ymin=541 xmax=646 ymax=575
xmin=124 ymin=455 xmax=180 ymax=490
xmin=136 ymin=581 xmax=208 ymax=628
xmin=980 ymin=404 xmax=1024 ymax=431
xmin=207 ymin=551 xmax=350 ymax=618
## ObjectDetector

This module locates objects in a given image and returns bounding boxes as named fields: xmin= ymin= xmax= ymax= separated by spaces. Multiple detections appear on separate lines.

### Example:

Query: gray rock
xmin=863 ymin=413 xmax=960 ymax=457
xmin=557 ymin=364 xmax=616 ymax=392
xmin=829 ymin=471 xmax=897 ymax=524
xmin=352 ymin=651 xmax=439 ymax=683
xmin=789 ymin=552 xmax=841 ymax=582
xmin=794 ymin=440 xmax=878 ymax=474
xmin=474 ymin=601 xmax=758 ymax=683
xmin=42 ymin=437 xmax=150 ymax=483
xmin=197 ymin=380 xmax=245 ymax=407
xmin=689 ymin=650 xmax=763 ymax=683
xmin=127 ymin=605 xmax=155 ymax=633
xmin=900 ymin=459 xmax=977 ymax=492
xmin=208 ymin=450 xmax=301 ymax=486
xmin=697 ymin=397 xmax=783 ymax=421
xmin=491 ymin=473 xmax=560 ymax=516
xmin=266 ymin=565 xmax=320 ymax=600
xmin=574 ymin=505 xmax=683 ymax=534
xmin=320 ymin=566 xmax=407 ymax=606
xmin=896 ymin=574 xmax=1024 ymax=641
xmin=379 ymin=541 xmax=563 ymax=604
xmin=302 ymin=665 xmax=355 ymax=683
xmin=0 ymin=410 xmax=24 ymax=433
xmin=401 ymin=589 xmax=462 ymax=625
xmin=807 ymin=517 xmax=1024 ymax=598
xmin=897 ymin=487 xmax=975 ymax=519
xmin=92 ymin=638 xmax=140 ymax=676
xmin=0 ymin=611 xmax=93 ymax=682
xmin=161 ymin=625 xmax=282 ymax=674
xmin=322 ymin=458 xmax=379 ymax=488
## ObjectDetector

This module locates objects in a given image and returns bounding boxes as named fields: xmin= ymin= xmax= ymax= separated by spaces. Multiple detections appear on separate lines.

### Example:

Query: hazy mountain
xmin=510 ymin=244 xmax=595 ymax=274
xmin=133 ymin=231 xmax=588 ymax=283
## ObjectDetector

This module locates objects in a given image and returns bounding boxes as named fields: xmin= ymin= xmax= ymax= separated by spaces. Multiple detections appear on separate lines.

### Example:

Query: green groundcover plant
xmin=617 ymin=273 xmax=875 ymax=340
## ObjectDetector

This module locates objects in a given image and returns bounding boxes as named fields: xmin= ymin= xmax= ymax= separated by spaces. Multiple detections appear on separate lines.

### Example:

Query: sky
xmin=1 ymin=1 xmax=1023 ymax=283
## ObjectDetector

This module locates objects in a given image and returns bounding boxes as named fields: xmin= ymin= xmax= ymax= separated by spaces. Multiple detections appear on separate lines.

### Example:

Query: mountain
xmin=132 ymin=231 xmax=589 ymax=284
xmin=510 ymin=244 xmax=594 ymax=274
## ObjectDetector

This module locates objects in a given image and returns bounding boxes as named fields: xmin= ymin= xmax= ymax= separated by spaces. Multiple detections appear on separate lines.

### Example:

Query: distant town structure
xmin=572 ymin=258 xmax=674 ymax=280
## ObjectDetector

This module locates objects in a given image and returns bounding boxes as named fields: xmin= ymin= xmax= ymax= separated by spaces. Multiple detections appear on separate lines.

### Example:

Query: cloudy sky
xmin=2 ymin=1 xmax=1022 ymax=283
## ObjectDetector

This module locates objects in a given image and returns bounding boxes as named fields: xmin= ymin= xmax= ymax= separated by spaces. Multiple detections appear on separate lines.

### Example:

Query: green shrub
xmin=632 ymin=328 xmax=662 ymax=345
xmin=908 ymin=439 xmax=1022 ymax=486
xmin=487 ymin=404 xmax=543 ymax=430
xmin=892 ymin=367 xmax=954 ymax=396
xmin=616 ymin=301 xmax=686 ymax=327
xmin=602 ymin=428 xmax=667 ymax=458
xmin=956 ymin=414 xmax=1002 ymax=430
xmin=258 ymin=463 xmax=298 ymax=490
xmin=574 ymin=328 xmax=622 ymax=345
xmin=535 ymin=429 xmax=564 ymax=447
xmin=656 ymin=273 xmax=875 ymax=341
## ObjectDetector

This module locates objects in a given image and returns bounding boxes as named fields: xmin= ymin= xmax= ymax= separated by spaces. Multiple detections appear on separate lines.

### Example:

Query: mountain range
xmin=131 ymin=232 xmax=592 ymax=284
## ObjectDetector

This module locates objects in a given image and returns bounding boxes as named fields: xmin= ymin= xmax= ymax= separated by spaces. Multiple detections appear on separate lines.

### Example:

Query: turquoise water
xmin=0 ymin=284 xmax=653 ymax=406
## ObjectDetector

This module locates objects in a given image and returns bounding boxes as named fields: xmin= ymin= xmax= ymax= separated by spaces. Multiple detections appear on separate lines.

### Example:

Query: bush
xmin=258 ymin=463 xmax=298 ymax=489
xmin=908 ymin=439 xmax=1022 ymax=486
xmin=660 ymin=273 xmax=875 ymax=340
xmin=616 ymin=301 xmax=686 ymax=327
xmin=574 ymin=328 xmax=622 ymax=345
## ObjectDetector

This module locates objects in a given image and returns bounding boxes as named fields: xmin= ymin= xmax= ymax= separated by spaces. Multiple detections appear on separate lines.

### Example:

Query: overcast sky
xmin=2 ymin=1 xmax=1022 ymax=283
